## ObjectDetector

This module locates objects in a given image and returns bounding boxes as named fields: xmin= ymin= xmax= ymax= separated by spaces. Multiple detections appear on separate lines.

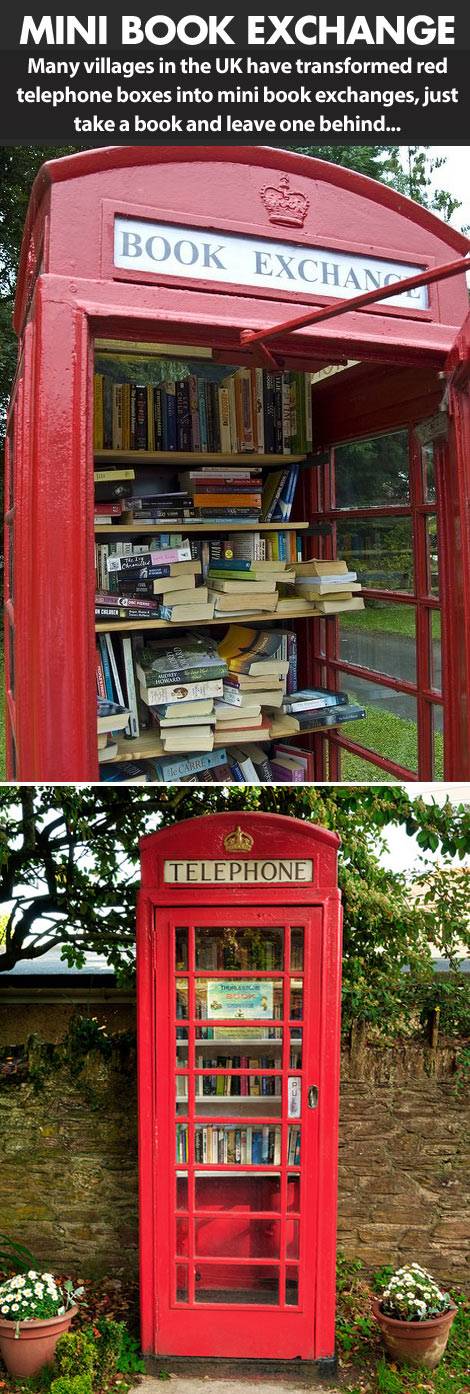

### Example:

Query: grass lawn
xmin=341 ymin=705 xmax=444 ymax=782
xmin=341 ymin=606 xmax=441 ymax=640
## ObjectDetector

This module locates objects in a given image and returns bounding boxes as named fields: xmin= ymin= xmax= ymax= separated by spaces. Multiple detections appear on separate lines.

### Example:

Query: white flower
xmin=1 ymin=1305 xmax=10 ymax=1313
xmin=27 ymin=1271 xmax=38 ymax=1280
xmin=15 ymin=1277 xmax=26 ymax=1288
xmin=34 ymin=1285 xmax=44 ymax=1296
xmin=23 ymin=1289 xmax=33 ymax=1297
xmin=10 ymin=1303 xmax=20 ymax=1312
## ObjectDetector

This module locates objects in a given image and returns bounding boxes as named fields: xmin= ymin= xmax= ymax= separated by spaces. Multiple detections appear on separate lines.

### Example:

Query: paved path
xmin=134 ymin=1375 xmax=342 ymax=1394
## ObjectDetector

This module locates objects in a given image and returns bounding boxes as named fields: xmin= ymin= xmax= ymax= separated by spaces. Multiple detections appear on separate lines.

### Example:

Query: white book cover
xmin=121 ymin=636 xmax=140 ymax=737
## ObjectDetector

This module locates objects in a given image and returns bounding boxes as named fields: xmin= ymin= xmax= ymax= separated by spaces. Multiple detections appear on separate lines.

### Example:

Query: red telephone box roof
xmin=15 ymin=145 xmax=469 ymax=343
xmin=139 ymin=811 xmax=340 ymax=892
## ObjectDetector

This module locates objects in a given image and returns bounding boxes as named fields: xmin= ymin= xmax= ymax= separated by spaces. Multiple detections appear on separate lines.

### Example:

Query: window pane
xmin=176 ymin=979 xmax=189 ymax=1020
xmin=290 ymin=1029 xmax=302 ymax=1070
xmin=196 ymin=926 xmax=283 ymax=971
xmin=194 ymin=1125 xmax=281 ymax=1166
xmin=176 ymin=1176 xmax=188 ymax=1210
xmin=195 ymin=979 xmax=283 ymax=1022
xmin=423 ymin=444 xmax=436 ymax=502
xmin=336 ymin=518 xmax=414 ymax=593
xmin=176 ymin=1028 xmax=189 ymax=1067
xmin=430 ymin=611 xmax=442 ymax=693
xmin=340 ymin=600 xmax=416 ymax=685
xmin=287 ymin=1176 xmax=301 ymax=1212
xmin=339 ymin=750 xmax=398 ymax=782
xmin=195 ymin=1175 xmax=281 ymax=1211
xmin=290 ymin=929 xmax=304 ymax=971
xmin=340 ymin=673 xmax=418 ymax=773
xmin=334 ymin=431 xmax=410 ymax=509
xmin=176 ymin=1265 xmax=188 ymax=1303
xmin=195 ymin=1263 xmax=279 ymax=1305
xmin=426 ymin=517 xmax=439 ymax=597
xmin=175 ymin=928 xmax=188 ymax=970
xmin=286 ymin=1267 xmax=299 ymax=1305
xmin=432 ymin=705 xmax=444 ymax=780
xmin=195 ymin=1217 xmax=281 ymax=1258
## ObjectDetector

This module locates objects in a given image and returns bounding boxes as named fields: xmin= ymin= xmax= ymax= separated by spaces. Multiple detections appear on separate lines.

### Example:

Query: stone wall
xmin=0 ymin=1007 xmax=468 ymax=1283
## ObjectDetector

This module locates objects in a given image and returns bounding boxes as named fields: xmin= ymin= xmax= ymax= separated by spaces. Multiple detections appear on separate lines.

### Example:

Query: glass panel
xmin=336 ymin=517 xmax=414 ymax=593
xmin=176 ymin=979 xmax=189 ymax=1020
xmin=290 ymin=980 xmax=303 ymax=1021
xmin=195 ymin=1175 xmax=282 ymax=1212
xmin=290 ymin=1029 xmax=302 ymax=1069
xmin=196 ymin=926 xmax=283 ymax=971
xmin=195 ymin=979 xmax=283 ymax=1022
xmin=286 ymin=1266 xmax=299 ymax=1305
xmin=175 ymin=928 xmax=188 ymax=970
xmin=430 ymin=611 xmax=441 ymax=693
xmin=287 ymin=1175 xmax=300 ymax=1213
xmin=176 ymin=1176 xmax=188 ymax=1210
xmin=195 ymin=1062 xmax=281 ymax=1103
xmin=432 ymin=705 xmax=444 ymax=781
xmin=288 ymin=1127 xmax=301 ymax=1166
xmin=176 ymin=1218 xmax=189 ymax=1256
xmin=195 ymin=1217 xmax=281 ymax=1258
xmin=194 ymin=1125 xmax=281 ymax=1166
xmin=423 ymin=444 xmax=436 ymax=502
xmin=334 ymin=430 xmax=410 ymax=509
xmin=339 ymin=750 xmax=398 ymax=782
xmin=286 ymin=1220 xmax=300 ymax=1260
xmin=426 ymin=517 xmax=439 ymax=597
xmin=290 ymin=928 xmax=304 ymax=971
xmin=195 ymin=1264 xmax=279 ymax=1305
xmin=176 ymin=1028 xmax=189 ymax=1066
xmin=176 ymin=1125 xmax=188 ymax=1163
xmin=340 ymin=600 xmax=417 ymax=685
xmin=339 ymin=673 xmax=418 ymax=773
xmin=176 ymin=1074 xmax=189 ymax=1105
xmin=176 ymin=1265 xmax=188 ymax=1303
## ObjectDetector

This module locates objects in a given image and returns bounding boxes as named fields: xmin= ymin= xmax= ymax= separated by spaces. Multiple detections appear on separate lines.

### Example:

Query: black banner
xmin=0 ymin=5 xmax=469 ymax=143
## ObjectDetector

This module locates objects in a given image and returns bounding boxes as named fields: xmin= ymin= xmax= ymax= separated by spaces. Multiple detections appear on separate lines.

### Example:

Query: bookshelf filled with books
xmin=94 ymin=347 xmax=367 ymax=782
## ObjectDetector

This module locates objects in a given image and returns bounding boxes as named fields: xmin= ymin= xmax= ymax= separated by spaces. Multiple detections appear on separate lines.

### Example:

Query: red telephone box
xmin=5 ymin=145 xmax=470 ymax=781
xmin=137 ymin=811 xmax=342 ymax=1363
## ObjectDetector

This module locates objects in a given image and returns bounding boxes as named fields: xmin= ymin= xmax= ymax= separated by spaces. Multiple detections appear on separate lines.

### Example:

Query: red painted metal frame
xmin=5 ymin=146 xmax=470 ymax=780
xmin=137 ymin=813 xmax=342 ymax=1361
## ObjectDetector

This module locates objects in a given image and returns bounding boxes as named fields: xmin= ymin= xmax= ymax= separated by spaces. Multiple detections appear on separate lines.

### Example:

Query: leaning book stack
xmin=292 ymin=557 xmax=365 ymax=614
xmin=137 ymin=635 xmax=228 ymax=755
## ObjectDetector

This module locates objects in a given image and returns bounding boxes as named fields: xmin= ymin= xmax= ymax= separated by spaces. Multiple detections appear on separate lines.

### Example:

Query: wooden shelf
xmin=96 ymin=605 xmax=319 ymax=634
xmin=109 ymin=719 xmax=341 ymax=764
xmin=95 ymin=521 xmax=308 ymax=535
xmin=95 ymin=450 xmax=306 ymax=466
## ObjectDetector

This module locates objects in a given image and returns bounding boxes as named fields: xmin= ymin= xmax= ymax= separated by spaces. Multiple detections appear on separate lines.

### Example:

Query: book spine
xmin=176 ymin=380 xmax=185 ymax=451
xmin=156 ymin=748 xmax=227 ymax=780
xmin=274 ymin=374 xmax=283 ymax=454
xmin=135 ymin=385 xmax=148 ymax=450
xmin=218 ymin=386 xmax=231 ymax=455
xmin=103 ymin=376 xmax=113 ymax=449
xmin=104 ymin=633 xmax=126 ymax=708
xmin=98 ymin=635 xmax=114 ymax=701
xmin=188 ymin=375 xmax=200 ymax=450
xmin=154 ymin=388 xmax=163 ymax=451
xmin=122 ymin=636 xmax=140 ymax=738
xmin=94 ymin=375 xmax=104 ymax=451
xmin=95 ymin=644 xmax=107 ymax=699
xmin=198 ymin=379 xmax=208 ymax=451
xmin=165 ymin=382 xmax=177 ymax=449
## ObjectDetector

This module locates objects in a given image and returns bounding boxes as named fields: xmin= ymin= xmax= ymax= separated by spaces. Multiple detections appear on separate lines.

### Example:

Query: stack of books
xmin=96 ymin=540 xmax=215 ymax=624
xmin=293 ymin=558 xmax=365 ymax=614
xmin=94 ymin=366 xmax=313 ymax=455
xmin=180 ymin=466 xmax=262 ymax=523
xmin=206 ymin=558 xmax=295 ymax=618
xmin=270 ymin=688 xmax=366 ymax=741
xmin=218 ymin=625 xmax=291 ymax=711
xmin=97 ymin=697 xmax=130 ymax=765
xmin=136 ymin=635 xmax=228 ymax=755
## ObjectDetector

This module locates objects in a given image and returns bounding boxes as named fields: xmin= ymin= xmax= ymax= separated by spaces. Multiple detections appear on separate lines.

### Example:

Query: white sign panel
xmin=114 ymin=216 xmax=429 ymax=310
xmin=163 ymin=859 xmax=313 ymax=884
xmin=207 ymin=980 xmax=274 ymax=1020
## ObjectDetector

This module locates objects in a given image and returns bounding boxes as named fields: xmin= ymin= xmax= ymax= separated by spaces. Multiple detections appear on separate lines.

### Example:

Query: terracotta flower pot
xmin=0 ymin=1306 xmax=78 ymax=1377
xmin=372 ymin=1297 xmax=457 ymax=1370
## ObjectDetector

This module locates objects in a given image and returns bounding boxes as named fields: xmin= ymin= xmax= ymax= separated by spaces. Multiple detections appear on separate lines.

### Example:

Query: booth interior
xmin=95 ymin=331 xmax=445 ymax=785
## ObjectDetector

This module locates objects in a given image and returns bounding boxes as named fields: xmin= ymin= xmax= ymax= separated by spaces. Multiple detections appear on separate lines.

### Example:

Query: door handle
xmin=308 ymin=1085 xmax=319 ymax=1109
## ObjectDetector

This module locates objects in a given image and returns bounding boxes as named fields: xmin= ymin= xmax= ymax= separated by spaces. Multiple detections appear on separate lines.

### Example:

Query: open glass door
xmin=154 ymin=906 xmax=322 ymax=1359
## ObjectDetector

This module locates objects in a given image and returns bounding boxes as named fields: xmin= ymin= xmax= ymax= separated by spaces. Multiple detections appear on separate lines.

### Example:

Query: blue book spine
xmin=156 ymin=749 xmax=227 ymax=781
xmin=251 ymin=1130 xmax=263 ymax=1164
xmin=99 ymin=636 xmax=115 ymax=701
xmin=273 ymin=461 xmax=299 ymax=521
xmin=211 ymin=558 xmax=251 ymax=571
xmin=228 ymin=759 xmax=245 ymax=782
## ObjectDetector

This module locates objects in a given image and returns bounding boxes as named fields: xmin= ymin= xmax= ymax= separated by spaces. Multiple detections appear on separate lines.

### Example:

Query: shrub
xmin=86 ymin=1319 xmax=125 ymax=1381
xmin=50 ymin=1376 xmax=93 ymax=1394
xmin=55 ymin=1331 xmax=97 ymax=1380
xmin=380 ymin=1264 xmax=452 ymax=1321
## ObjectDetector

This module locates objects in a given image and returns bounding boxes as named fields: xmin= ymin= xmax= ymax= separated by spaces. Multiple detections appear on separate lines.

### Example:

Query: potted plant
xmin=372 ymin=1263 xmax=457 ymax=1370
xmin=0 ymin=1271 xmax=81 ymax=1377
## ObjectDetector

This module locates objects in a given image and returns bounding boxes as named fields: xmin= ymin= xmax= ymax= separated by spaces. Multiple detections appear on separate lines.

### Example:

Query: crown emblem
xmin=223 ymin=826 xmax=254 ymax=853
xmin=261 ymin=175 xmax=309 ymax=228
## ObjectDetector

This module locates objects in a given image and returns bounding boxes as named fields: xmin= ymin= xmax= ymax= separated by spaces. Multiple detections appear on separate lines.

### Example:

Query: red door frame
xmin=137 ymin=813 xmax=342 ymax=1362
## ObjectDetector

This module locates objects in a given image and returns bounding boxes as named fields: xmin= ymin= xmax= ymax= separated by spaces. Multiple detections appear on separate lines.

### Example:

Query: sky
xmin=427 ymin=146 xmax=470 ymax=234
xmin=381 ymin=783 xmax=470 ymax=874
